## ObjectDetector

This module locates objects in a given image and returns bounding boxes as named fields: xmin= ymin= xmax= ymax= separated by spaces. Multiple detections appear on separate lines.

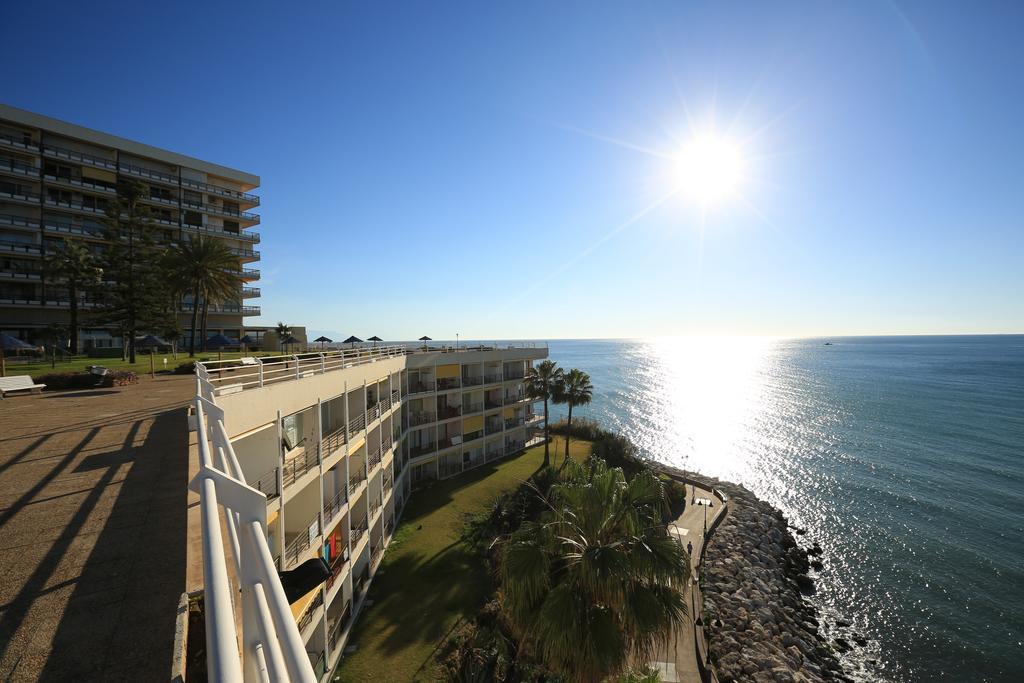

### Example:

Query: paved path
xmin=0 ymin=375 xmax=194 ymax=681
xmin=650 ymin=483 xmax=726 ymax=683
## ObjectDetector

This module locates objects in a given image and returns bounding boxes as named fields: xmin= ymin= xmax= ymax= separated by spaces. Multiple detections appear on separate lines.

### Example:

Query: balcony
xmin=283 ymin=446 xmax=319 ymax=488
xmin=118 ymin=161 xmax=177 ymax=185
xmin=42 ymin=218 xmax=104 ymax=239
xmin=180 ymin=176 xmax=260 ymax=206
xmin=0 ymin=240 xmax=40 ymax=255
xmin=0 ymin=214 xmax=39 ymax=231
xmin=483 ymin=372 xmax=503 ymax=384
xmin=0 ymin=269 xmax=42 ymax=282
xmin=0 ymin=187 xmax=40 ymax=204
xmin=436 ymin=405 xmax=461 ymax=421
xmin=297 ymin=590 xmax=324 ymax=634
xmin=42 ymin=143 xmax=117 ymax=170
xmin=180 ymin=302 xmax=261 ymax=316
xmin=241 ymin=286 xmax=260 ymax=298
xmin=322 ymin=488 xmax=348 ymax=525
xmin=485 ymin=419 xmax=503 ymax=435
xmin=44 ymin=173 xmax=117 ymax=194
xmin=504 ymin=394 xmax=525 ymax=405
xmin=369 ymin=497 xmax=382 ymax=520
xmin=437 ymin=435 xmax=461 ymax=450
xmin=461 ymin=375 xmax=483 ymax=387
xmin=0 ymin=133 xmax=39 ymax=152
xmin=408 ymin=411 xmax=435 ymax=427
xmin=350 ymin=522 xmax=367 ymax=550
xmin=348 ymin=412 xmax=366 ymax=435
xmin=407 ymin=380 xmax=435 ymax=395
xmin=328 ymin=601 xmax=352 ymax=652
xmin=250 ymin=465 xmax=280 ymax=501
xmin=462 ymin=402 xmax=483 ymax=415
xmin=436 ymin=377 xmax=460 ymax=391
xmin=505 ymin=417 xmax=526 ymax=430
xmin=284 ymin=513 xmax=320 ymax=567
xmin=408 ymin=442 xmax=436 ymax=459
xmin=348 ymin=466 xmax=367 ymax=494
xmin=322 ymin=425 xmax=347 ymax=459
xmin=463 ymin=429 xmax=484 ymax=443
xmin=179 ymin=221 xmax=261 ymax=243
xmin=44 ymin=197 xmax=107 ymax=216
xmin=484 ymin=398 xmax=502 ymax=410
xmin=182 ymin=200 xmax=260 ymax=224
xmin=0 ymin=156 xmax=36 ymax=178
xmin=368 ymin=445 xmax=383 ymax=472
xmin=504 ymin=371 xmax=526 ymax=381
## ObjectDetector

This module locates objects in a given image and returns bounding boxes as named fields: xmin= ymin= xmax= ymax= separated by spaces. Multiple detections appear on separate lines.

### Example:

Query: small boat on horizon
xmin=824 ymin=342 xmax=833 ymax=346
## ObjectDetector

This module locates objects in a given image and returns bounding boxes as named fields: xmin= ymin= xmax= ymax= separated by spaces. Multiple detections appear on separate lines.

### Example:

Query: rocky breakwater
xmin=700 ymin=480 xmax=851 ymax=683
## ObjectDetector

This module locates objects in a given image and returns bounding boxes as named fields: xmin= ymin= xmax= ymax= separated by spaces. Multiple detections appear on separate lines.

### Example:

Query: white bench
xmin=0 ymin=375 xmax=47 ymax=399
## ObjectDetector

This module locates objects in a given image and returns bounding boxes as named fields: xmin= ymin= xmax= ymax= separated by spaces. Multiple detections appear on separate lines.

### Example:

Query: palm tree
xmin=553 ymin=368 xmax=594 ymax=465
xmin=44 ymin=240 xmax=102 ymax=355
xmin=165 ymin=237 xmax=243 ymax=356
xmin=275 ymin=322 xmax=291 ymax=351
xmin=525 ymin=360 xmax=563 ymax=467
xmin=499 ymin=461 xmax=689 ymax=682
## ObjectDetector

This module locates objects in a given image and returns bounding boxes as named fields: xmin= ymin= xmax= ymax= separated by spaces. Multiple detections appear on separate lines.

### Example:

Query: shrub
xmin=37 ymin=370 xmax=139 ymax=390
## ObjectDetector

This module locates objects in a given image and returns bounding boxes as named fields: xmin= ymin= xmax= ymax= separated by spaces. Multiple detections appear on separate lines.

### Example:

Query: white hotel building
xmin=189 ymin=344 xmax=547 ymax=682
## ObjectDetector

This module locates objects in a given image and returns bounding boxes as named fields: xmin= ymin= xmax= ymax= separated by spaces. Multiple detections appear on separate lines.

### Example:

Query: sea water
xmin=542 ymin=336 xmax=1023 ymax=682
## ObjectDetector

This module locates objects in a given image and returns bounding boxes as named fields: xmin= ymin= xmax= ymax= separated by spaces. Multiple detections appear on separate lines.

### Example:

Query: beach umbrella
xmin=239 ymin=334 xmax=257 ymax=351
xmin=314 ymin=335 xmax=333 ymax=350
xmin=206 ymin=333 xmax=240 ymax=361
xmin=136 ymin=334 xmax=168 ymax=349
xmin=343 ymin=335 xmax=362 ymax=348
xmin=367 ymin=335 xmax=382 ymax=348
xmin=0 ymin=332 xmax=35 ymax=377
xmin=418 ymin=335 xmax=431 ymax=350
xmin=281 ymin=335 xmax=301 ymax=352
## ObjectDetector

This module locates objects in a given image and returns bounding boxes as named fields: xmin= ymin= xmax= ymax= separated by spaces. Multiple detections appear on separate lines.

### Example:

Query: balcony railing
xmin=484 ymin=398 xmax=502 ymax=410
xmin=437 ymin=435 xmax=461 ymax=450
xmin=485 ymin=420 xmax=503 ymax=435
xmin=1 ymin=188 xmax=40 ymax=202
xmin=408 ymin=443 xmax=436 ymax=459
xmin=369 ymin=498 xmax=382 ymax=520
xmin=297 ymin=590 xmax=324 ymax=633
xmin=484 ymin=372 xmax=503 ymax=384
xmin=182 ymin=200 xmax=260 ymax=223
xmin=321 ymin=425 xmax=347 ymax=459
xmin=44 ymin=173 xmax=117 ymax=194
xmin=42 ymin=143 xmax=117 ymax=170
xmin=180 ymin=175 xmax=260 ymax=205
xmin=463 ymin=430 xmax=484 ymax=443
xmin=505 ymin=418 xmax=525 ymax=430
xmin=118 ymin=161 xmax=177 ymax=185
xmin=328 ymin=602 xmax=352 ymax=651
xmin=323 ymin=488 xmax=348 ymax=524
xmin=0 ymin=214 xmax=39 ymax=230
xmin=0 ymin=156 xmax=36 ymax=176
xmin=0 ymin=133 xmax=38 ymax=151
xmin=368 ymin=445 xmax=383 ymax=471
xmin=0 ymin=240 xmax=40 ymax=255
xmin=348 ymin=466 xmax=367 ymax=494
xmin=437 ymin=377 xmax=460 ymax=391
xmin=462 ymin=402 xmax=483 ymax=415
xmin=250 ymin=465 xmax=280 ymax=500
xmin=283 ymin=446 xmax=319 ymax=488
xmin=351 ymin=523 xmax=367 ymax=549
xmin=190 ymin=396 xmax=318 ymax=682
xmin=436 ymin=405 xmax=461 ymax=420
xmin=285 ymin=513 xmax=321 ymax=567
xmin=461 ymin=375 xmax=483 ymax=386
xmin=408 ymin=411 xmax=436 ymax=427
xmin=407 ymin=380 xmax=435 ymax=394
xmin=504 ymin=394 xmax=525 ymax=405
xmin=504 ymin=372 xmax=526 ymax=381
xmin=348 ymin=412 xmax=366 ymax=435
xmin=179 ymin=221 xmax=261 ymax=243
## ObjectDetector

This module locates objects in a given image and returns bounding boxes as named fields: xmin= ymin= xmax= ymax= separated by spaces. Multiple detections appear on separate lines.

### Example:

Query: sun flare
xmin=673 ymin=133 xmax=743 ymax=205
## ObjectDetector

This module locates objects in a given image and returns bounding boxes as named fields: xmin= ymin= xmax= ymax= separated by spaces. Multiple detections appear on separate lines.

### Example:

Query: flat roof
xmin=0 ymin=103 xmax=259 ymax=188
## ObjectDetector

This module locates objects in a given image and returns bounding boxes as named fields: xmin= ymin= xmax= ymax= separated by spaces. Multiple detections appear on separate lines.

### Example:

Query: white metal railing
xmin=197 ymin=346 xmax=407 ymax=395
xmin=191 ymin=384 xmax=317 ymax=683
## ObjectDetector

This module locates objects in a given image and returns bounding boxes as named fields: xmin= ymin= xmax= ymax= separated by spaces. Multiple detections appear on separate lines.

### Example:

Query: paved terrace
xmin=0 ymin=375 xmax=194 ymax=681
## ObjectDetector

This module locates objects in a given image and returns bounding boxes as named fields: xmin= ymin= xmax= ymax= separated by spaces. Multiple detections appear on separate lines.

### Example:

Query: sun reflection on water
xmin=626 ymin=336 xmax=779 ymax=479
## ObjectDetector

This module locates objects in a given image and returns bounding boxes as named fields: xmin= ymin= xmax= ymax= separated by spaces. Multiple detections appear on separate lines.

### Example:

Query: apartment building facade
xmin=0 ymin=104 xmax=260 ymax=350
xmin=190 ymin=344 xmax=547 ymax=682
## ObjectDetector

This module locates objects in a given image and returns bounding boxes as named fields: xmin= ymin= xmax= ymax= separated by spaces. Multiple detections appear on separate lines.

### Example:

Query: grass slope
xmin=333 ymin=436 xmax=592 ymax=682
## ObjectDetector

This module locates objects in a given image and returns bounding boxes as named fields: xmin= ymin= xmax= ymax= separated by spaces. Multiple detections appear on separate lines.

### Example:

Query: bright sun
xmin=673 ymin=133 xmax=743 ymax=205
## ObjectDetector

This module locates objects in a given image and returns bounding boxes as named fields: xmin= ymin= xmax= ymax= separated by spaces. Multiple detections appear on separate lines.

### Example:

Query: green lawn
xmin=4 ymin=350 xmax=274 ymax=380
xmin=333 ymin=436 xmax=592 ymax=683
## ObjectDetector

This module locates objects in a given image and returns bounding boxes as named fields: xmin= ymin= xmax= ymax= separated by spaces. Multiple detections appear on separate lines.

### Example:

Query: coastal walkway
xmin=0 ymin=375 xmax=194 ymax=681
xmin=650 ymin=481 xmax=727 ymax=683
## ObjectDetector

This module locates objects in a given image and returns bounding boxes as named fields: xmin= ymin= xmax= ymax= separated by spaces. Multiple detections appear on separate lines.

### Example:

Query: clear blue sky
xmin=4 ymin=1 xmax=1022 ymax=339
